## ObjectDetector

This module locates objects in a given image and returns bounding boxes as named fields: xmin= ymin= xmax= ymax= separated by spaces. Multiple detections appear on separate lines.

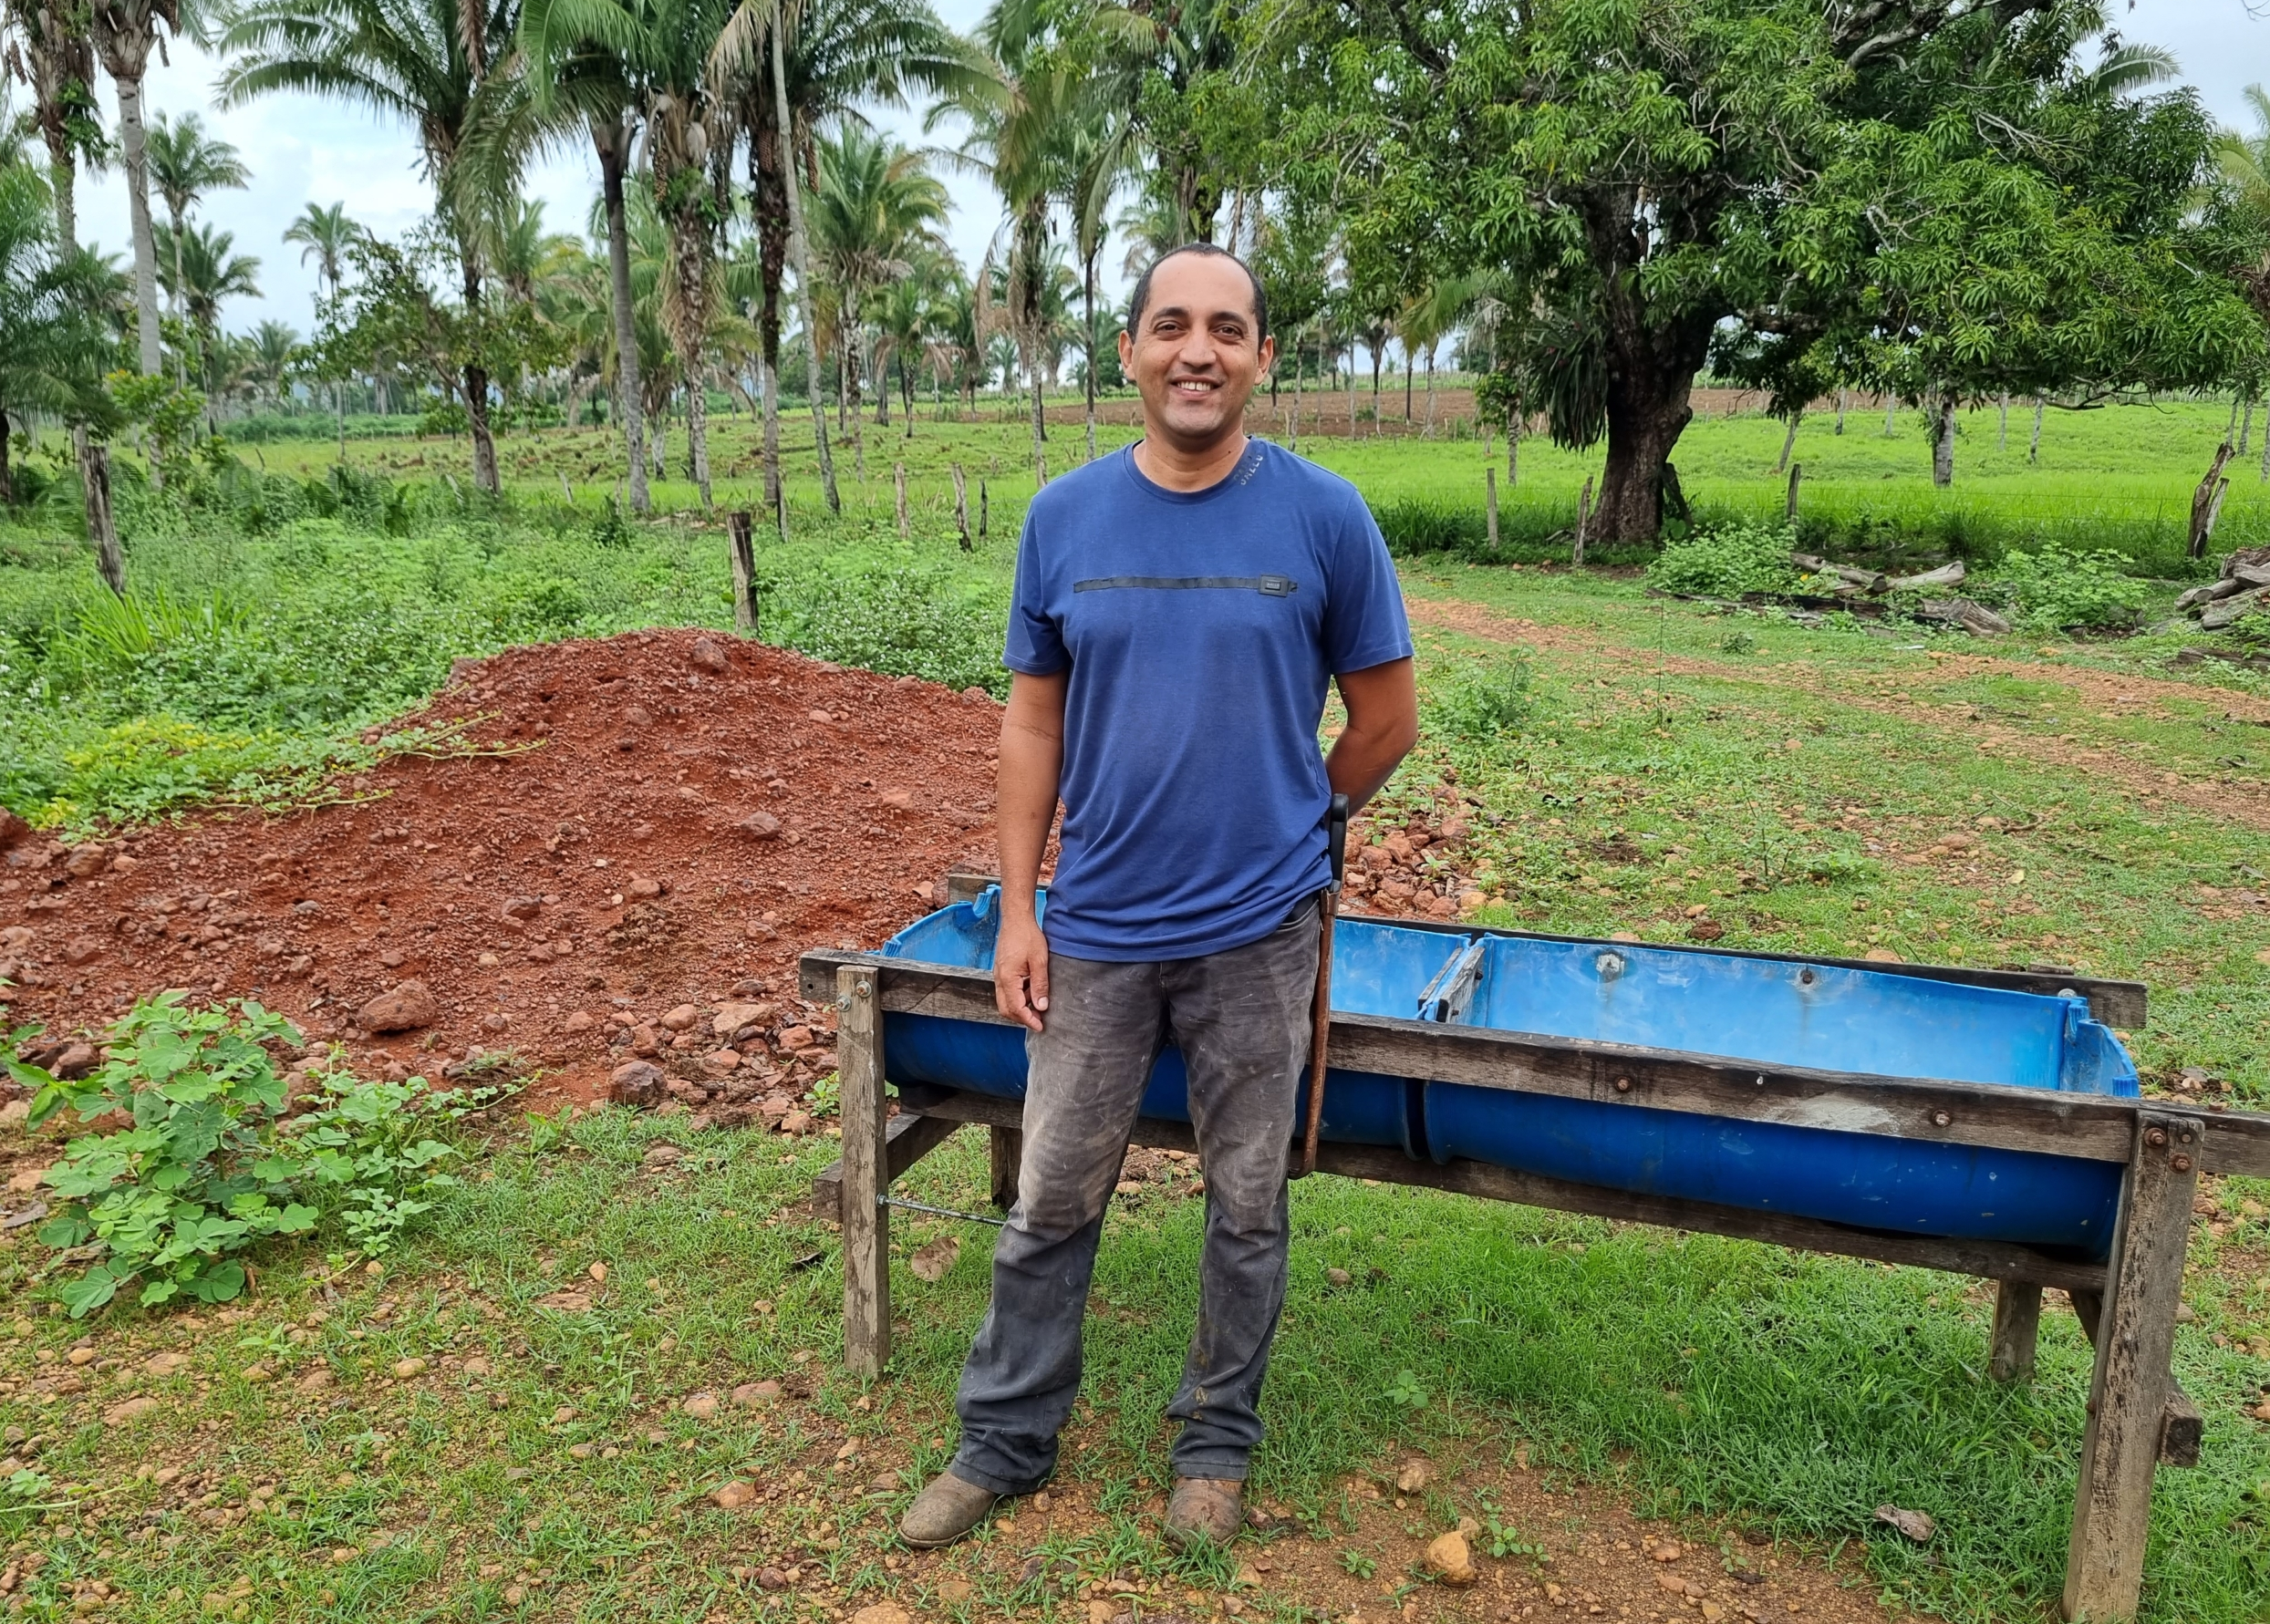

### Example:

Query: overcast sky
xmin=70 ymin=0 xmax=2270 ymax=339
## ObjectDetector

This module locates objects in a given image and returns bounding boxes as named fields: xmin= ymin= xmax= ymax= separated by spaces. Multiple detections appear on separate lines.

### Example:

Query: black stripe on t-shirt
xmin=1073 ymin=574 xmax=1297 ymax=596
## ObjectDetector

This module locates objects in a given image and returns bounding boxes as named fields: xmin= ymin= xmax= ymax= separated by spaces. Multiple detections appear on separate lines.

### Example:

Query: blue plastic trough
xmin=878 ymin=885 xmax=2140 ymax=1260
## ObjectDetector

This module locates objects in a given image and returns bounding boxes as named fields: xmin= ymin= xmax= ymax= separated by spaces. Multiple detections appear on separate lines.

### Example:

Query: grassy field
xmin=0 ymin=407 xmax=2267 ymax=1622
xmin=116 ymin=390 xmax=2270 ymax=569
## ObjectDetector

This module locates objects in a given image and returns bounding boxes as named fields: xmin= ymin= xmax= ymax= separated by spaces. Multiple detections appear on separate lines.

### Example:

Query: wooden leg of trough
xmin=810 ymin=1112 xmax=965 ymax=1221
xmin=837 ymin=966 xmax=890 ymax=1381
xmin=990 ymin=1125 xmax=1023 ymax=1212
xmin=2061 ymin=1112 xmax=2200 ymax=1623
xmin=1990 ymin=1280 xmax=2044 ymax=1382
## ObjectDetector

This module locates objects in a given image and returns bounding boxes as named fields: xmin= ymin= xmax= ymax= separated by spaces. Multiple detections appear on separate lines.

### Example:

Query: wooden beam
xmin=890 ymin=1084 xmax=2107 ymax=1295
xmin=2064 ymin=1112 xmax=2200 ymax=1621
xmin=1992 ymin=1280 xmax=2043 ymax=1382
xmin=810 ymin=1112 xmax=966 ymax=1221
xmin=837 ymin=966 xmax=890 ymax=1381
xmin=989 ymin=1125 xmax=1023 ymax=1212
xmin=907 ymin=885 xmax=2150 ymax=1028
xmin=805 ymin=953 xmax=2140 ymax=1165
xmin=2159 ymin=1384 xmax=2203 ymax=1470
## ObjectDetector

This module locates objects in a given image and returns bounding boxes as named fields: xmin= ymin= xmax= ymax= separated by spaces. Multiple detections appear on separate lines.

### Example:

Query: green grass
xmin=0 ymin=1107 xmax=2261 ymax=1623
xmin=3 ymin=399 xmax=2269 ymax=1621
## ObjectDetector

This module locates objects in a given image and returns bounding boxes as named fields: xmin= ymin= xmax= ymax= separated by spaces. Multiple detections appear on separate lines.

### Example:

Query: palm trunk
xmin=0 ymin=408 xmax=12 ymax=505
xmin=771 ymin=23 xmax=838 ymax=514
xmin=169 ymin=207 xmax=188 ymax=387
xmin=48 ymin=155 xmax=77 ymax=252
xmin=458 ymin=249 xmax=500 ymax=493
xmin=596 ymin=128 xmax=650 ymax=515
xmin=1289 ymin=329 xmax=1302 ymax=452
xmin=1083 ymin=248 xmax=1098 ymax=462
xmin=843 ymin=286 xmax=866 ymax=484
xmin=1027 ymin=334 xmax=1047 ymax=487
xmin=687 ymin=373 xmax=711 ymax=506
xmin=114 ymin=71 xmax=162 ymax=378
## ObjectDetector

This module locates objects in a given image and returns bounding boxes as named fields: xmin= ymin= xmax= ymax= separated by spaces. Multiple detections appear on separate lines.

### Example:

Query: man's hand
xmin=995 ymin=913 xmax=1051 ymax=1031
xmin=994 ymin=669 xmax=1068 ymax=1031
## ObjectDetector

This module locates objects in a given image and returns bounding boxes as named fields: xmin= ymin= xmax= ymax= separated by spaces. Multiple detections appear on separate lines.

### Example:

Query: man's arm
xmin=994 ymin=668 xmax=1068 ymax=1030
xmin=1326 ymin=657 xmax=1419 ymax=812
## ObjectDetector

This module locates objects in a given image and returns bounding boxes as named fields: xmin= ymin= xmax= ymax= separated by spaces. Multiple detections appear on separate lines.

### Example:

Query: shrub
xmin=1981 ymin=544 xmax=2149 ymax=632
xmin=24 ymin=995 xmax=496 ymax=1315
xmin=763 ymin=564 xmax=1011 ymax=696
xmin=1425 ymin=652 xmax=1533 ymax=742
xmin=1644 ymin=521 xmax=1808 ymax=597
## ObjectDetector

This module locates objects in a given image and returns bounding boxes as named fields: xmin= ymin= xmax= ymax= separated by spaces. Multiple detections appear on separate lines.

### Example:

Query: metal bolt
xmin=1613 ymin=1077 xmax=1632 ymax=1094
xmin=2172 ymin=1153 xmax=2192 ymax=1174
xmin=1931 ymin=1111 xmax=1952 ymax=1129
xmin=855 ymin=980 xmax=873 ymax=999
xmin=2144 ymin=1126 xmax=2168 ymax=1149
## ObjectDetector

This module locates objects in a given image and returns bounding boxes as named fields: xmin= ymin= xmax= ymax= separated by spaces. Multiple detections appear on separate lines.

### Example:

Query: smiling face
xmin=1119 ymin=251 xmax=1274 ymax=458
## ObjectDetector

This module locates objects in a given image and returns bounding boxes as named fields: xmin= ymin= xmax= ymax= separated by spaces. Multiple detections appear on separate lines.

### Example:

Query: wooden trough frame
xmin=798 ymin=901 xmax=2270 ymax=1624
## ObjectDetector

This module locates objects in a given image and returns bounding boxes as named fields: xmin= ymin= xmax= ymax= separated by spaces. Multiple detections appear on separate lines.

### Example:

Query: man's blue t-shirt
xmin=1004 ymin=440 xmax=1413 ymax=961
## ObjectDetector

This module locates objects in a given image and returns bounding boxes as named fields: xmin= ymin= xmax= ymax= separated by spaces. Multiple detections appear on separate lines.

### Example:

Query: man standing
xmin=901 ymin=243 xmax=1419 ymax=1550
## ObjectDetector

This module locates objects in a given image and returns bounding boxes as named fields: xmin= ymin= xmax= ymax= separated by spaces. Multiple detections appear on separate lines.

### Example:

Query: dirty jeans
xmin=949 ymin=897 xmax=1322 ymax=1495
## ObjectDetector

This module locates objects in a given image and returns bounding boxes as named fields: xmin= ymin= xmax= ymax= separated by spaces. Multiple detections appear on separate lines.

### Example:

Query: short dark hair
xmin=1126 ymin=243 xmax=1270 ymax=344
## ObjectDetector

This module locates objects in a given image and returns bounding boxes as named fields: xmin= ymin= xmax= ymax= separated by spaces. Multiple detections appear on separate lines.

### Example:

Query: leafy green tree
xmin=0 ymin=151 xmax=116 ymax=507
xmin=221 ymin=0 xmax=523 ymax=492
xmin=153 ymin=219 xmax=258 ymax=397
xmin=1266 ymin=0 xmax=2267 ymax=542
xmin=146 ymin=110 xmax=248 ymax=384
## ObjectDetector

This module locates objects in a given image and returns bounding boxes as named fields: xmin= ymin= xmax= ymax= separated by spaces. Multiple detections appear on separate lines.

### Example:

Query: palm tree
xmin=519 ymin=0 xmax=734 ymax=508
xmin=3 ymin=0 xmax=103 ymax=250
xmin=147 ymin=110 xmax=250 ymax=384
xmin=285 ymin=201 xmax=359 ymax=457
xmin=809 ymin=123 xmax=947 ymax=473
xmin=246 ymin=318 xmax=300 ymax=407
xmin=711 ymin=0 xmax=981 ymax=522
xmin=220 ymin=0 xmax=522 ymax=493
xmin=88 ymin=0 xmax=177 ymax=375
xmin=156 ymin=219 xmax=260 ymax=403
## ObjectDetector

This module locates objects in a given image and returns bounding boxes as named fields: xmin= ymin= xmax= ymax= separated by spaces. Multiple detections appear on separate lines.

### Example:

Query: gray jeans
xmin=949 ymin=897 xmax=1322 ymax=1495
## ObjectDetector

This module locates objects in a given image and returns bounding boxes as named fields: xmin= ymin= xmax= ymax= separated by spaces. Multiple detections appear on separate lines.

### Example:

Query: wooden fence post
xmin=1990 ymin=1280 xmax=2042 ymax=1381
xmin=837 ymin=965 xmax=890 ymax=1380
xmin=727 ymin=511 xmax=758 ymax=634
xmin=1486 ymin=467 xmax=1499 ymax=551
xmin=2062 ymin=1112 xmax=2200 ymax=1622
xmin=894 ymin=462 xmax=909 ymax=539
xmin=990 ymin=1126 xmax=1022 ymax=1212
xmin=951 ymin=463 xmax=971 ymax=552
xmin=979 ymin=479 xmax=989 ymax=539
xmin=1572 ymin=477 xmax=1593 ymax=568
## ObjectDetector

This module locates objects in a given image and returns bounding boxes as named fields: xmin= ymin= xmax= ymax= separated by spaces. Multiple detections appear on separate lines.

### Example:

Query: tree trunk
xmin=0 ymin=408 xmax=12 ymax=505
xmin=48 ymin=154 xmax=77 ymax=253
xmin=1404 ymin=350 xmax=1413 ymax=421
xmin=1345 ymin=350 xmax=1356 ymax=440
xmin=84 ymin=439 xmax=123 ymax=595
xmin=1834 ymin=388 xmax=1845 ymax=435
xmin=596 ymin=128 xmax=650 ymax=515
xmin=899 ymin=355 xmax=914 ymax=439
xmin=772 ymin=25 xmax=838 ymax=514
xmin=1998 ymin=392 xmax=2009 ymax=452
xmin=687 ymin=375 xmax=711 ymax=506
xmin=842 ymin=286 xmax=866 ymax=485
xmin=1588 ymin=305 xmax=1710 ymax=543
xmin=1508 ymin=405 xmax=1519 ymax=486
xmin=1028 ymin=336 xmax=1048 ymax=487
xmin=1422 ymin=347 xmax=1436 ymax=438
xmin=1931 ymin=394 xmax=1954 ymax=488
xmin=169 ymin=205 xmax=188 ymax=388
xmin=457 ymin=248 xmax=501 ymax=493
xmin=113 ymin=69 xmax=162 ymax=378
xmin=2031 ymin=397 xmax=2045 ymax=464
xmin=1289 ymin=330 xmax=1302 ymax=452
xmin=1776 ymin=411 xmax=1799 ymax=473
xmin=1083 ymin=249 xmax=1098 ymax=462
xmin=1369 ymin=340 xmax=1382 ymax=437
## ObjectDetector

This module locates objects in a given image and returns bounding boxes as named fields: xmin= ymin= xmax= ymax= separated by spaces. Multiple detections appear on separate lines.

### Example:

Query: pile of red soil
xmin=0 ymin=630 xmax=1003 ymax=1117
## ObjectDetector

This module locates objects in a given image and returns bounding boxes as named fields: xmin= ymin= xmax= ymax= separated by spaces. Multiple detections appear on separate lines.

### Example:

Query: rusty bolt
xmin=2172 ymin=1153 xmax=2192 ymax=1174
xmin=1613 ymin=1076 xmax=1633 ymax=1094
xmin=1931 ymin=1111 xmax=1952 ymax=1129
xmin=2144 ymin=1126 xmax=2169 ymax=1149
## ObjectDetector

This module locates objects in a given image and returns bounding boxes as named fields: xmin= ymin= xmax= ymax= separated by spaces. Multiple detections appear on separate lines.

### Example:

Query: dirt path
xmin=1410 ymin=594 xmax=2270 ymax=833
